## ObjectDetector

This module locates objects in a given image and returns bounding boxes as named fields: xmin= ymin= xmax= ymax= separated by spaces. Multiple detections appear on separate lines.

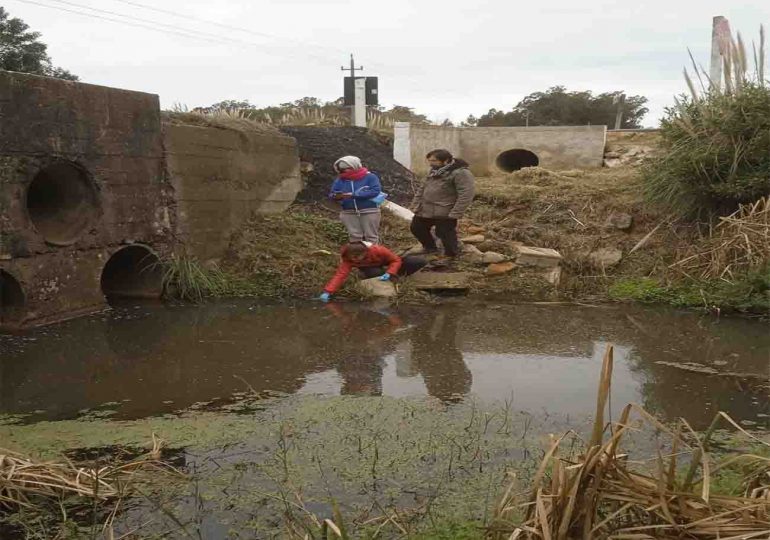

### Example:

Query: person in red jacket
xmin=319 ymin=242 xmax=406 ymax=302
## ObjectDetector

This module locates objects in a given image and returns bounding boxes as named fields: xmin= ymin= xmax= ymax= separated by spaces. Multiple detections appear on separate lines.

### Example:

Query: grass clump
xmin=642 ymin=27 xmax=770 ymax=220
xmin=161 ymin=254 xmax=267 ymax=301
xmin=609 ymin=266 xmax=770 ymax=313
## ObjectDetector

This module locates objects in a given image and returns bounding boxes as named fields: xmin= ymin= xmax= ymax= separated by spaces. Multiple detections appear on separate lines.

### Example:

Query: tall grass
xmin=160 ymin=255 xmax=230 ymax=302
xmin=643 ymin=26 xmax=770 ymax=220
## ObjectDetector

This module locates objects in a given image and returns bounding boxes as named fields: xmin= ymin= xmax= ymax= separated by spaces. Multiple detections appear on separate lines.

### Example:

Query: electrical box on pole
xmin=343 ymin=77 xmax=379 ymax=106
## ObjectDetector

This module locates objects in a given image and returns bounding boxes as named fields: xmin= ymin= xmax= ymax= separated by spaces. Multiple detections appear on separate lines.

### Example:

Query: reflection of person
xmin=324 ymin=303 xmax=404 ymax=396
xmin=329 ymin=155 xmax=383 ymax=244
xmin=411 ymin=309 xmax=471 ymax=402
xmin=410 ymin=149 xmax=475 ymax=259
xmin=320 ymin=242 xmax=423 ymax=302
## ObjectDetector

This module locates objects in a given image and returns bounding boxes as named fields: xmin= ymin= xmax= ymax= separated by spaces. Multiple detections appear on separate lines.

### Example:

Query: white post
xmin=710 ymin=16 xmax=731 ymax=91
xmin=393 ymin=122 xmax=412 ymax=170
xmin=353 ymin=77 xmax=367 ymax=128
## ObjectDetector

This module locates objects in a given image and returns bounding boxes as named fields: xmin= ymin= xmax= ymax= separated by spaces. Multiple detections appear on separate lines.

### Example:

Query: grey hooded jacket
xmin=411 ymin=162 xmax=475 ymax=219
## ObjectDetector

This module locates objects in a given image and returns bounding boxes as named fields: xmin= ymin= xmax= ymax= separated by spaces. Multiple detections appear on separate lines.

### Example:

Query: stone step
xmin=515 ymin=246 xmax=563 ymax=268
xmin=409 ymin=271 xmax=471 ymax=290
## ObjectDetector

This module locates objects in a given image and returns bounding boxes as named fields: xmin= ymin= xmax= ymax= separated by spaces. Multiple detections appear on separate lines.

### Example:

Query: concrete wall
xmin=164 ymin=124 xmax=301 ymax=261
xmin=0 ymin=71 xmax=302 ymax=329
xmin=394 ymin=122 xmax=607 ymax=176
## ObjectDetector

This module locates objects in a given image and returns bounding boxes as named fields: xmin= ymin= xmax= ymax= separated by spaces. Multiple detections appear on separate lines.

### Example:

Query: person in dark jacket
xmin=410 ymin=149 xmax=475 ymax=258
xmin=319 ymin=242 xmax=425 ymax=302
xmin=329 ymin=156 xmax=383 ymax=244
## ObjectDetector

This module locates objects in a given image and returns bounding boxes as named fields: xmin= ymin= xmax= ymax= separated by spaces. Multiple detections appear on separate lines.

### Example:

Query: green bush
xmin=642 ymin=83 xmax=770 ymax=219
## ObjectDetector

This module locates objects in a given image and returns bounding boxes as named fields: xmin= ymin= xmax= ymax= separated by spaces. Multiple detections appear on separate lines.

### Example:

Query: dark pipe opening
xmin=26 ymin=161 xmax=99 ymax=246
xmin=495 ymin=149 xmax=540 ymax=173
xmin=0 ymin=270 xmax=25 ymax=324
xmin=100 ymin=246 xmax=163 ymax=302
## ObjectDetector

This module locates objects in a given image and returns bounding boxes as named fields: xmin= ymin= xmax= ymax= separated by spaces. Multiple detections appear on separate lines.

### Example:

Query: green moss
xmin=609 ymin=268 xmax=770 ymax=314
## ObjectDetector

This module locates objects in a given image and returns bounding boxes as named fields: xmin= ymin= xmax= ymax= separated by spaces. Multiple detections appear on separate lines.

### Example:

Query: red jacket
xmin=323 ymin=245 xmax=402 ymax=294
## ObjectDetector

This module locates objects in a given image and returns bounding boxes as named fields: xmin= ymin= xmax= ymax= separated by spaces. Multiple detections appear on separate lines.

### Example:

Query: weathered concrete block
xmin=164 ymin=124 xmax=301 ymax=260
xmin=409 ymin=272 xmax=471 ymax=290
xmin=516 ymin=246 xmax=563 ymax=268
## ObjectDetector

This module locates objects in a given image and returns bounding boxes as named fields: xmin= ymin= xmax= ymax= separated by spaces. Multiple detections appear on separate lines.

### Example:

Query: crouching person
xmin=319 ymin=242 xmax=423 ymax=302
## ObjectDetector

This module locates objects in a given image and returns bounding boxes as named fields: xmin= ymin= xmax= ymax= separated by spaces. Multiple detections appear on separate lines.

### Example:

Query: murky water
xmin=1 ymin=300 xmax=768 ymax=428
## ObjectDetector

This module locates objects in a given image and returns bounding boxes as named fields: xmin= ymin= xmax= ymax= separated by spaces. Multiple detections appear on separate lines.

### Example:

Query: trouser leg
xmin=410 ymin=216 xmax=438 ymax=251
xmin=359 ymin=212 xmax=381 ymax=244
xmin=400 ymin=255 xmax=428 ymax=276
xmin=340 ymin=212 xmax=363 ymax=242
xmin=359 ymin=266 xmax=386 ymax=279
xmin=434 ymin=218 xmax=459 ymax=257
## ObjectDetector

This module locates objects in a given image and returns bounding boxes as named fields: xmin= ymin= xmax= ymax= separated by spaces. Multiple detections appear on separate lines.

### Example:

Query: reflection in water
xmin=0 ymin=301 xmax=767 ymax=428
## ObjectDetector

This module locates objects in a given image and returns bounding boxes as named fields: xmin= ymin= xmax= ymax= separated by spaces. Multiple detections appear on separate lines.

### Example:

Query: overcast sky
xmin=6 ymin=0 xmax=770 ymax=126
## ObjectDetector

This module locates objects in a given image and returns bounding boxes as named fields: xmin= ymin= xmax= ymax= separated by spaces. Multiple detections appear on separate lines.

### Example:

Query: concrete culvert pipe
xmin=100 ymin=245 xmax=163 ymax=301
xmin=0 ymin=270 xmax=25 ymax=325
xmin=495 ymin=149 xmax=540 ymax=173
xmin=26 ymin=161 xmax=99 ymax=246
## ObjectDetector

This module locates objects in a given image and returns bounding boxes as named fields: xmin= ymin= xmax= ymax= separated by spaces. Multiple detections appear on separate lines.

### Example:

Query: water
xmin=1 ymin=300 xmax=768 ymax=428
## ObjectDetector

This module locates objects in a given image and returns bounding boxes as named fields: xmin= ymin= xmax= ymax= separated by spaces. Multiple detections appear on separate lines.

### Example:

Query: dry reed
xmin=0 ymin=435 xmax=179 ymax=511
xmin=671 ymin=196 xmax=770 ymax=280
xmin=491 ymin=345 xmax=770 ymax=539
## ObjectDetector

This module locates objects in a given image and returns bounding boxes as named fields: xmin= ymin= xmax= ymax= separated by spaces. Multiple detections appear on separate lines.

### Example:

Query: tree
xmin=472 ymin=86 xmax=648 ymax=128
xmin=0 ymin=7 xmax=78 ymax=80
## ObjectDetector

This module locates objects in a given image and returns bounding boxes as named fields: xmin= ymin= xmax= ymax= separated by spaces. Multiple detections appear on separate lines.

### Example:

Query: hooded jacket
xmin=329 ymin=173 xmax=382 ymax=212
xmin=323 ymin=244 xmax=402 ymax=294
xmin=411 ymin=159 xmax=475 ymax=219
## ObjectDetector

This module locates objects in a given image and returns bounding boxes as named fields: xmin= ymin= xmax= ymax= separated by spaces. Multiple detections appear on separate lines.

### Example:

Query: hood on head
xmin=334 ymin=155 xmax=363 ymax=173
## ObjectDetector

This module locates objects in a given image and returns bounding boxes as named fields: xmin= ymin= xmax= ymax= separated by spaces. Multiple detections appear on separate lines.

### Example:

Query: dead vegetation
xmin=671 ymin=197 xmax=770 ymax=280
xmin=491 ymin=345 xmax=770 ymax=539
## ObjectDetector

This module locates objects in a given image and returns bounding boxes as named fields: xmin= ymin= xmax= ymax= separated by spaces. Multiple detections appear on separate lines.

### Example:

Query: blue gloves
xmin=379 ymin=273 xmax=391 ymax=281
xmin=319 ymin=292 xmax=331 ymax=302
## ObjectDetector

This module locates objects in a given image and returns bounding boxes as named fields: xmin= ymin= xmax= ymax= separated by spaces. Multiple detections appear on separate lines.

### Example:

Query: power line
xmin=109 ymin=0 xmax=349 ymax=56
xmin=10 ymin=0 xmax=245 ymax=45
xmin=10 ymin=0 xmax=338 ymax=64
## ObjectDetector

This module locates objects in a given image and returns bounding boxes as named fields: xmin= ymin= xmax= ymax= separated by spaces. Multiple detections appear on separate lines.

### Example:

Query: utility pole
xmin=613 ymin=93 xmax=625 ymax=130
xmin=710 ymin=16 xmax=731 ymax=91
xmin=341 ymin=54 xmax=366 ymax=127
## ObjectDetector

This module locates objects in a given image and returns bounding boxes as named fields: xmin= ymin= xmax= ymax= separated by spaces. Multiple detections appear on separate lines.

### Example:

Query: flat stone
xmin=357 ymin=277 xmax=396 ymax=297
xmin=589 ymin=248 xmax=623 ymax=268
xmin=606 ymin=212 xmax=633 ymax=231
xmin=516 ymin=246 xmax=563 ymax=268
xmin=485 ymin=262 xmax=516 ymax=276
xmin=481 ymin=251 xmax=506 ymax=264
xmin=466 ymin=225 xmax=485 ymax=235
xmin=542 ymin=266 xmax=562 ymax=287
xmin=604 ymin=158 xmax=622 ymax=168
xmin=461 ymin=243 xmax=485 ymax=263
xmin=409 ymin=272 xmax=471 ymax=290
xmin=604 ymin=151 xmax=621 ymax=159
xmin=460 ymin=234 xmax=485 ymax=244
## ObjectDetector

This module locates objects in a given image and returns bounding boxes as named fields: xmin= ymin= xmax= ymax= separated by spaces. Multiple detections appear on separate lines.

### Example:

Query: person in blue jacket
xmin=329 ymin=155 xmax=385 ymax=243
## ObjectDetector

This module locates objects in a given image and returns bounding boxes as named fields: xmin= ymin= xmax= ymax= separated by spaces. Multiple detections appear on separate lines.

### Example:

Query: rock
xmin=604 ymin=151 xmax=621 ymax=159
xmin=516 ymin=246 xmax=563 ymax=268
xmin=357 ymin=277 xmax=396 ymax=297
xmin=300 ymin=161 xmax=314 ymax=173
xmin=542 ymin=266 xmax=562 ymax=287
xmin=409 ymin=272 xmax=471 ymax=290
xmin=485 ymin=262 xmax=516 ymax=276
xmin=460 ymin=234 xmax=485 ymax=244
xmin=603 ymin=158 xmax=622 ymax=168
xmin=461 ymin=243 xmax=485 ymax=263
xmin=589 ymin=248 xmax=623 ymax=269
xmin=481 ymin=251 xmax=506 ymax=264
xmin=466 ymin=225 xmax=485 ymax=235
xmin=606 ymin=212 xmax=633 ymax=231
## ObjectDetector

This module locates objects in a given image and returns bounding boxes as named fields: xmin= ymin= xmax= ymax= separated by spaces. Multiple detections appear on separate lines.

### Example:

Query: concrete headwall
xmin=395 ymin=123 xmax=607 ymax=176
xmin=164 ymin=124 xmax=301 ymax=261
xmin=0 ymin=71 xmax=301 ymax=329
